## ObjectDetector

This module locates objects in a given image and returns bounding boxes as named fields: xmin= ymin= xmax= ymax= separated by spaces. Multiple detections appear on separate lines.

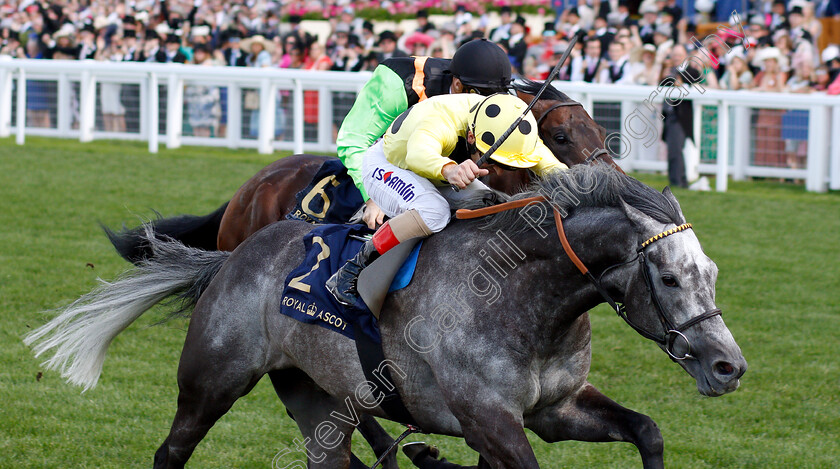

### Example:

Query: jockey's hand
xmin=362 ymin=198 xmax=386 ymax=229
xmin=442 ymin=160 xmax=489 ymax=189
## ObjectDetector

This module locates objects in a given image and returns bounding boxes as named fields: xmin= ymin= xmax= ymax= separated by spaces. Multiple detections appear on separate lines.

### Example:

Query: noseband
xmin=534 ymin=100 xmax=611 ymax=165
xmin=456 ymin=198 xmax=722 ymax=361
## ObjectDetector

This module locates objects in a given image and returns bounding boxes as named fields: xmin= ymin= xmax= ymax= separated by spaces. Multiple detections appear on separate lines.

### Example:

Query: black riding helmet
xmin=447 ymin=38 xmax=512 ymax=95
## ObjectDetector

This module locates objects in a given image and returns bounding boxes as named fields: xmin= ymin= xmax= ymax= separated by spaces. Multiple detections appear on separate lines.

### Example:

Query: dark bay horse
xmin=106 ymin=80 xmax=616 ymax=262
xmin=27 ymin=166 xmax=746 ymax=469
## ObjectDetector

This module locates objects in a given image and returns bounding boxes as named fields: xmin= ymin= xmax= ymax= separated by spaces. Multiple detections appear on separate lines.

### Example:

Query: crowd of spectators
xmin=2 ymin=0 xmax=840 ymax=93
xmin=2 ymin=0 xmax=840 ymax=154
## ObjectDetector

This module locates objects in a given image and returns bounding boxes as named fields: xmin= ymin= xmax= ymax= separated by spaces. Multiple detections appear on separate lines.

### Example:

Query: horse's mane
xmin=513 ymin=79 xmax=575 ymax=103
xmin=461 ymin=165 xmax=683 ymax=233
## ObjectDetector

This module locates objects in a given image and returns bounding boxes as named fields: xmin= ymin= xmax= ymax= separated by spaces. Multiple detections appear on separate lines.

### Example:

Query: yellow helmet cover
xmin=469 ymin=94 xmax=541 ymax=169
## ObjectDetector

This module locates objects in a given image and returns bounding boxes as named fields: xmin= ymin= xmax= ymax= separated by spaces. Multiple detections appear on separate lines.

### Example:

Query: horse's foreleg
xmin=454 ymin=408 xmax=540 ymax=469
xmin=528 ymin=382 xmax=664 ymax=469
xmin=356 ymin=414 xmax=399 ymax=469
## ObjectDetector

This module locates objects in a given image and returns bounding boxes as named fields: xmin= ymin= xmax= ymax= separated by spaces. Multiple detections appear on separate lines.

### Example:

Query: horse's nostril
xmin=714 ymin=361 xmax=735 ymax=376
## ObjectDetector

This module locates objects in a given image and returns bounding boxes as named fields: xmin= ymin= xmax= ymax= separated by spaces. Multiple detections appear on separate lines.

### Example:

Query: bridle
xmin=533 ymin=99 xmax=612 ymax=166
xmin=456 ymin=197 xmax=722 ymax=361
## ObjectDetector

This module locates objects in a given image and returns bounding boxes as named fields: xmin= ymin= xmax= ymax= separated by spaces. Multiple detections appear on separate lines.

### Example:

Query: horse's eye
xmin=554 ymin=134 xmax=568 ymax=144
xmin=661 ymin=275 xmax=679 ymax=287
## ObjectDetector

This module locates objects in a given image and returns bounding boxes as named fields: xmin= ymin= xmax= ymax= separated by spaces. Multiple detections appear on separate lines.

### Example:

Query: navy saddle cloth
xmin=286 ymin=159 xmax=365 ymax=225
xmin=279 ymin=224 xmax=422 ymax=343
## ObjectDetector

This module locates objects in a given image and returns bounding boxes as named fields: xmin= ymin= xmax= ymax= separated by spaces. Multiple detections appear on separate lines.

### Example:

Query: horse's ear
xmin=620 ymin=199 xmax=661 ymax=236
xmin=662 ymin=187 xmax=687 ymax=224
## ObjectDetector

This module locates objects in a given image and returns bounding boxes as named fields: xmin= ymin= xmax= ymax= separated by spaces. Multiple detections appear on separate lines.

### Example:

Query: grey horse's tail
xmin=102 ymin=201 xmax=229 ymax=265
xmin=23 ymin=226 xmax=230 ymax=391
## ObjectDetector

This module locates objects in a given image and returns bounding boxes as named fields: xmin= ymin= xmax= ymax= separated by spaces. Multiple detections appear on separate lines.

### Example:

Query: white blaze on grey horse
xmin=25 ymin=165 xmax=745 ymax=469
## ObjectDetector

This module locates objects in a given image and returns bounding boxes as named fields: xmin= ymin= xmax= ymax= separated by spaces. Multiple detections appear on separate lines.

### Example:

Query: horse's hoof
xmin=402 ymin=441 xmax=439 ymax=463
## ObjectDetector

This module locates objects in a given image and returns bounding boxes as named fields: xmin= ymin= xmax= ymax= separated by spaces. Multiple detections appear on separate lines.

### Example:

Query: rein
xmin=455 ymin=198 xmax=722 ymax=361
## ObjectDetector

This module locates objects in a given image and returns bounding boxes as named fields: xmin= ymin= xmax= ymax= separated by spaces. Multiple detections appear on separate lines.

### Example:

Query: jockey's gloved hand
xmin=362 ymin=199 xmax=386 ymax=229
xmin=442 ymin=160 xmax=488 ymax=189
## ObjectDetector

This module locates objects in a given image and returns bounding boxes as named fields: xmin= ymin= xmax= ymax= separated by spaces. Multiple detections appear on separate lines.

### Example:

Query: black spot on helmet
xmin=485 ymin=104 xmax=501 ymax=118
xmin=481 ymin=131 xmax=496 ymax=146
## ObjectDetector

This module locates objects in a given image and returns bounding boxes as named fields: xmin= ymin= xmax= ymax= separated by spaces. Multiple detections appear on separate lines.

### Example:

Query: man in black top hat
xmin=155 ymin=33 xmax=187 ymax=63
xmin=376 ymin=30 xmax=408 ymax=61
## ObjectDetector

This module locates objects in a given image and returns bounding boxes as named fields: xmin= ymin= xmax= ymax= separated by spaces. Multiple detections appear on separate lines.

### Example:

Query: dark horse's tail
xmin=103 ymin=201 xmax=229 ymax=264
xmin=24 ymin=226 xmax=230 ymax=390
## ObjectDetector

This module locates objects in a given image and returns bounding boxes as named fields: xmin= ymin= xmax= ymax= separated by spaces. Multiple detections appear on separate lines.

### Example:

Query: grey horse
xmin=25 ymin=165 xmax=746 ymax=468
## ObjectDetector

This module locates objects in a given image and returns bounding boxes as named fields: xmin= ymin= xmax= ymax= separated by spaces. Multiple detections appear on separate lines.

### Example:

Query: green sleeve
xmin=336 ymin=65 xmax=409 ymax=201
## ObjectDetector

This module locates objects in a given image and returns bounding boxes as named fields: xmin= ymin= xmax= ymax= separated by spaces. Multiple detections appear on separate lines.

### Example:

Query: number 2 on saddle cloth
xmin=286 ymin=159 xmax=366 ymax=225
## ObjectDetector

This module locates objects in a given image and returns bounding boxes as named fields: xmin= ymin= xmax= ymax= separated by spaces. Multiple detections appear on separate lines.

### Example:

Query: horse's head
xmin=515 ymin=80 xmax=618 ymax=170
xmin=615 ymin=188 xmax=747 ymax=397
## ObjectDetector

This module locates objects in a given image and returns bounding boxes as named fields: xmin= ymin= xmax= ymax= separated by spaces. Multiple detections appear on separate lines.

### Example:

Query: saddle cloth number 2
xmin=288 ymin=236 xmax=331 ymax=293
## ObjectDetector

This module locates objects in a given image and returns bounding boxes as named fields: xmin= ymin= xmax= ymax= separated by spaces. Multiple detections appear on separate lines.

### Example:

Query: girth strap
xmin=353 ymin=323 xmax=418 ymax=426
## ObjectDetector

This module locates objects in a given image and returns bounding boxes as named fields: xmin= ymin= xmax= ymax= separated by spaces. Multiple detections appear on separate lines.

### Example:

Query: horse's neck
xmin=503 ymin=208 xmax=638 ymax=347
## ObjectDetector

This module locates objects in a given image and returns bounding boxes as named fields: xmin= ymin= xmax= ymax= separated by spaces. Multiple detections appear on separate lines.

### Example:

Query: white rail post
xmin=318 ymin=86 xmax=332 ymax=153
xmin=16 ymin=67 xmax=26 ymax=145
xmin=830 ymin=104 xmax=840 ymax=191
xmin=715 ymin=100 xmax=729 ymax=192
xmin=0 ymin=66 xmax=12 ymax=138
xmin=57 ymin=72 xmax=70 ymax=135
xmin=166 ymin=73 xmax=183 ymax=149
xmin=617 ymin=99 xmax=634 ymax=172
xmin=78 ymin=69 xmax=96 ymax=142
xmin=258 ymin=78 xmax=276 ymax=154
xmin=293 ymin=78 xmax=304 ymax=155
xmin=227 ymin=82 xmax=242 ymax=148
xmin=148 ymin=72 xmax=159 ymax=153
xmin=732 ymin=104 xmax=750 ymax=181
xmin=806 ymin=105 xmax=829 ymax=193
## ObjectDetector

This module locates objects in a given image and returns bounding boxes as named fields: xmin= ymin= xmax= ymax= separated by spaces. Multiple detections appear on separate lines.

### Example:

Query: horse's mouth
xmin=697 ymin=374 xmax=741 ymax=397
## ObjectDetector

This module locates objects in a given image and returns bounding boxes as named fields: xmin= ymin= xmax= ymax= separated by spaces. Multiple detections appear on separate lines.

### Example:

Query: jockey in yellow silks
xmin=327 ymin=93 xmax=568 ymax=306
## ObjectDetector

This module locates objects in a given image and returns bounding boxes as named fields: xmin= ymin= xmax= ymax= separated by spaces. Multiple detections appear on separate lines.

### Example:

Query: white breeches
xmin=361 ymin=140 xmax=490 ymax=233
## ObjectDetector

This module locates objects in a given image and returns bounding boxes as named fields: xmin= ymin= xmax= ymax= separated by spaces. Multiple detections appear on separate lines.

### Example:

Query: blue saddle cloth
xmin=286 ymin=159 xmax=365 ymax=225
xmin=279 ymin=224 xmax=422 ymax=343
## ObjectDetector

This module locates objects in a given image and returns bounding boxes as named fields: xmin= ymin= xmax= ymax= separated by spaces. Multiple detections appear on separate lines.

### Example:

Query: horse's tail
xmin=102 ymin=201 xmax=229 ymax=265
xmin=23 ymin=226 xmax=231 ymax=391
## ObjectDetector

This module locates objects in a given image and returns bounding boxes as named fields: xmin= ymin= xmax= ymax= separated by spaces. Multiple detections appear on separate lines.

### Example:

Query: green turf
xmin=1 ymin=137 xmax=838 ymax=468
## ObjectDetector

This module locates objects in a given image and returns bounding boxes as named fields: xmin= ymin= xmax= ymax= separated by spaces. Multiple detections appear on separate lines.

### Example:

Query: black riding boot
xmin=326 ymin=240 xmax=381 ymax=306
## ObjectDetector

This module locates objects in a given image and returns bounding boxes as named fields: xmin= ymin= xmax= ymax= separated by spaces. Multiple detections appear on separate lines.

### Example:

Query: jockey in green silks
xmin=336 ymin=39 xmax=513 ymax=229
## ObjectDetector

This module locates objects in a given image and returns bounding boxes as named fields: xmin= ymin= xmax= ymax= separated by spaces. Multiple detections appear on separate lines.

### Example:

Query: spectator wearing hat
xmin=376 ymin=30 xmax=407 ymax=61
xmin=156 ymin=33 xmax=187 ymax=63
xmin=507 ymin=16 xmax=528 ymax=74
xmin=660 ymin=44 xmax=698 ymax=188
xmin=720 ymin=46 xmax=754 ymax=90
xmin=629 ymin=43 xmax=661 ymax=85
xmin=570 ymin=37 xmax=604 ymax=82
xmin=653 ymin=22 xmax=674 ymax=63
xmin=360 ymin=21 xmax=376 ymax=52
xmin=788 ymin=5 xmax=814 ymax=46
xmin=78 ymin=23 xmax=97 ymax=60
xmin=753 ymin=47 xmax=789 ymax=166
xmin=638 ymin=4 xmax=658 ymax=45
xmin=490 ymin=6 xmax=514 ymax=43
xmin=416 ymin=10 xmax=434 ymax=34
xmin=769 ymin=0 xmax=789 ymax=32
xmin=242 ymin=35 xmax=272 ymax=67
xmin=593 ymin=15 xmax=616 ymax=54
